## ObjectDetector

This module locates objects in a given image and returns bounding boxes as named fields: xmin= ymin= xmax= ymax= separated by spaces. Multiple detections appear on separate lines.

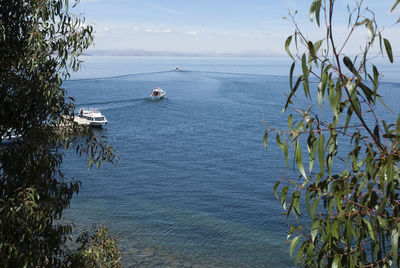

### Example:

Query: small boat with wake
xmin=75 ymin=108 xmax=108 ymax=127
xmin=150 ymin=86 xmax=166 ymax=100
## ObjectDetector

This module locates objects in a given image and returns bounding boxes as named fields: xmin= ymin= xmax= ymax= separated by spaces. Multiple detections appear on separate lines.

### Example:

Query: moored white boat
xmin=76 ymin=108 xmax=107 ymax=127
xmin=150 ymin=86 xmax=166 ymax=100
xmin=1 ymin=130 xmax=22 ymax=145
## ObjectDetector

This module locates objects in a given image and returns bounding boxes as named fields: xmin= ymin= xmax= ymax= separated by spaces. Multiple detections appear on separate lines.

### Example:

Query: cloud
xmin=145 ymin=28 xmax=173 ymax=33
xmin=95 ymin=23 xmax=274 ymax=40
xmin=185 ymin=31 xmax=198 ymax=36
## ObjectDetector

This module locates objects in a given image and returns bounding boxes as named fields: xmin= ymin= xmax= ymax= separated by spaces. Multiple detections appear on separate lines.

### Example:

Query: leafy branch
xmin=265 ymin=0 xmax=400 ymax=266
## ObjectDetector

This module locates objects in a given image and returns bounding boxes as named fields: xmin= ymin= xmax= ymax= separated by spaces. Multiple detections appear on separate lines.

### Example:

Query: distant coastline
xmin=83 ymin=49 xmax=285 ymax=57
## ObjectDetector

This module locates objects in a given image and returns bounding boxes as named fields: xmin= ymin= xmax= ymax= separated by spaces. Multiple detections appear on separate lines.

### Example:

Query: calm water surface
xmin=63 ymin=56 xmax=400 ymax=267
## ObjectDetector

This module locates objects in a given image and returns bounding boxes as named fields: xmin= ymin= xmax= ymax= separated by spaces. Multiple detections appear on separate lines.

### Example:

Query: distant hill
xmin=83 ymin=49 xmax=283 ymax=57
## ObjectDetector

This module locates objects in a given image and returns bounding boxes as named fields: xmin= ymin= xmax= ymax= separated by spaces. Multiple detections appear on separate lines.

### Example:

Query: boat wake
xmin=68 ymin=70 xmax=176 ymax=82
xmin=77 ymin=97 xmax=143 ymax=107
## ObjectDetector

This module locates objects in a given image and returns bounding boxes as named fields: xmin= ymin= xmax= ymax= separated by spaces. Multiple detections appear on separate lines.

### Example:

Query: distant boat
xmin=150 ymin=86 xmax=166 ymax=100
xmin=76 ymin=108 xmax=107 ymax=127
xmin=174 ymin=66 xmax=180 ymax=71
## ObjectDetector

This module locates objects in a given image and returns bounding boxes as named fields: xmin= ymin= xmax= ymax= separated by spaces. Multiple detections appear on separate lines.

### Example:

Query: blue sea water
xmin=63 ymin=56 xmax=400 ymax=267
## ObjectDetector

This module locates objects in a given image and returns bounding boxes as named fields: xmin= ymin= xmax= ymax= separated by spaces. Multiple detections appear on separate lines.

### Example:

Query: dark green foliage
xmin=0 ymin=0 xmax=117 ymax=266
xmin=267 ymin=1 xmax=400 ymax=266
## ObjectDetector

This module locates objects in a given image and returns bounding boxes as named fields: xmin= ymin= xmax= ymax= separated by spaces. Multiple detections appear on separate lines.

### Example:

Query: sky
xmin=74 ymin=0 xmax=400 ymax=55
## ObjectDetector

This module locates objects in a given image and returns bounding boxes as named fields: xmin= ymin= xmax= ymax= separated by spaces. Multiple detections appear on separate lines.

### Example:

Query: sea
xmin=62 ymin=56 xmax=400 ymax=267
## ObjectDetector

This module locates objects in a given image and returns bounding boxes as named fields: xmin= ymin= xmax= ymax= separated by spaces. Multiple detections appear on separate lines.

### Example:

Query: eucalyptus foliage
xmin=71 ymin=225 xmax=122 ymax=267
xmin=265 ymin=1 xmax=400 ymax=266
xmin=0 ymin=0 xmax=117 ymax=266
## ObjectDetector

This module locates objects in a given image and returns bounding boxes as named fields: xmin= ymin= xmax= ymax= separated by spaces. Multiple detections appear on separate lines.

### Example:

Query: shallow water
xmin=63 ymin=56 xmax=400 ymax=267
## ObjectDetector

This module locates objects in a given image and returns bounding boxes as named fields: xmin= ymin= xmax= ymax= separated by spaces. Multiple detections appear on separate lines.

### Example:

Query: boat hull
xmin=150 ymin=95 xmax=165 ymax=100
xmin=89 ymin=121 xmax=107 ymax=127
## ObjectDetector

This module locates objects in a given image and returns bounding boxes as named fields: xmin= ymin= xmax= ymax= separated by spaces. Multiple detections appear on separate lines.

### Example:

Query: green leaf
xmin=332 ymin=255 xmax=340 ymax=268
xmin=311 ymin=219 xmax=319 ymax=242
xmin=314 ymin=40 xmax=323 ymax=53
xmin=308 ymin=134 xmax=317 ymax=172
xmin=281 ymin=186 xmax=289 ymax=210
xmin=315 ymin=0 xmax=321 ymax=27
xmin=283 ymin=75 xmax=303 ymax=113
xmin=384 ymin=38 xmax=394 ymax=63
xmin=355 ymin=19 xmax=368 ymax=27
xmin=283 ymin=141 xmax=289 ymax=168
xmin=276 ymin=134 xmax=289 ymax=168
xmin=273 ymin=180 xmax=280 ymax=199
xmin=311 ymin=197 xmax=319 ymax=219
xmin=263 ymin=129 xmax=268 ymax=150
xmin=327 ymin=197 xmax=335 ymax=214
xmin=290 ymin=62 xmax=295 ymax=90
xmin=276 ymin=133 xmax=283 ymax=148
xmin=310 ymin=0 xmax=322 ymax=26
xmin=365 ymin=19 xmax=374 ymax=38
xmin=318 ymin=133 xmax=325 ymax=175
xmin=343 ymin=56 xmax=358 ymax=76
xmin=288 ymin=114 xmax=293 ymax=131
xmin=331 ymin=219 xmax=339 ymax=239
xmin=285 ymin=36 xmax=294 ymax=60
xmin=287 ymin=225 xmax=296 ymax=240
xmin=363 ymin=218 xmax=375 ymax=241
xmin=308 ymin=41 xmax=316 ymax=62
xmin=293 ymin=191 xmax=301 ymax=216
xmin=372 ymin=65 xmax=379 ymax=102
xmin=344 ymin=106 xmax=353 ymax=134
xmin=382 ymin=120 xmax=390 ymax=134
xmin=309 ymin=1 xmax=316 ymax=22
xmin=294 ymin=120 xmax=304 ymax=133
xmin=302 ymin=54 xmax=310 ymax=98
xmin=290 ymin=236 xmax=300 ymax=256
xmin=318 ymin=67 xmax=329 ymax=107
xmin=391 ymin=0 xmax=400 ymax=12
xmin=377 ymin=215 xmax=387 ymax=228
xmin=358 ymin=82 xmax=375 ymax=104
xmin=328 ymin=83 xmax=339 ymax=118
xmin=346 ymin=81 xmax=360 ymax=115
xmin=295 ymin=141 xmax=307 ymax=179
xmin=392 ymin=228 xmax=399 ymax=264
xmin=373 ymin=124 xmax=380 ymax=144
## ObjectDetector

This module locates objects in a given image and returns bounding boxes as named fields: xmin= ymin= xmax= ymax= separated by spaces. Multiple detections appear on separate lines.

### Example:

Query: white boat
xmin=150 ymin=86 xmax=166 ymax=100
xmin=1 ymin=130 xmax=21 ymax=145
xmin=77 ymin=108 xmax=107 ymax=127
